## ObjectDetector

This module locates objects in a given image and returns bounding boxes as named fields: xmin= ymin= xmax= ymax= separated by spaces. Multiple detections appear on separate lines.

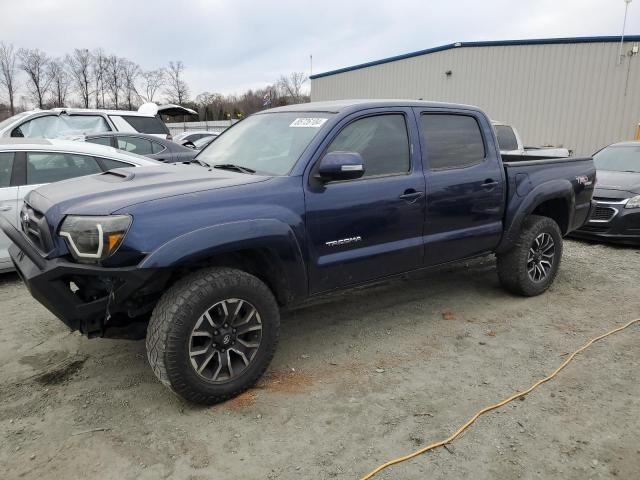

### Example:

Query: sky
xmin=1 ymin=0 xmax=639 ymax=98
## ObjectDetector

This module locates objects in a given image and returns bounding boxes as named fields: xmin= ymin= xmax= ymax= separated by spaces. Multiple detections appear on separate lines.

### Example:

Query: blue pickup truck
xmin=1 ymin=100 xmax=595 ymax=404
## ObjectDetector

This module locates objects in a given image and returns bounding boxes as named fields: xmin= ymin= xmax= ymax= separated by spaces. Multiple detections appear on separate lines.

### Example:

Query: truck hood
xmin=594 ymin=170 xmax=640 ymax=197
xmin=27 ymin=163 xmax=271 ymax=217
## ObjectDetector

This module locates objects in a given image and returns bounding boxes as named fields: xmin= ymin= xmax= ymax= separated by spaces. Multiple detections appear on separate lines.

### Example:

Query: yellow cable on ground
xmin=360 ymin=317 xmax=640 ymax=480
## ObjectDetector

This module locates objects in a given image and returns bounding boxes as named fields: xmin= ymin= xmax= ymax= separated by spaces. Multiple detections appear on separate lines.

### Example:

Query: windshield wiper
xmin=213 ymin=163 xmax=256 ymax=174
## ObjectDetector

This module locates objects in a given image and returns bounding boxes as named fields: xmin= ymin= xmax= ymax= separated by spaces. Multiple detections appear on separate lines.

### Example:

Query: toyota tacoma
xmin=1 ymin=100 xmax=596 ymax=404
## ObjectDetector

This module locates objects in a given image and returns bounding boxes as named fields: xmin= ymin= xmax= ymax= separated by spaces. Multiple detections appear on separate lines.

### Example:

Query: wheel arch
xmin=139 ymin=219 xmax=308 ymax=305
xmin=498 ymin=179 xmax=575 ymax=253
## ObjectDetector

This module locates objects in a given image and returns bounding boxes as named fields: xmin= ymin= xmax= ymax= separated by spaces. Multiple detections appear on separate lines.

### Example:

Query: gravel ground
xmin=0 ymin=239 xmax=639 ymax=480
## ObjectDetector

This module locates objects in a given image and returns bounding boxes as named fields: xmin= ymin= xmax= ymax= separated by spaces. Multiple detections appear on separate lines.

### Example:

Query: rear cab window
xmin=420 ymin=114 xmax=486 ymax=169
xmin=495 ymin=125 xmax=519 ymax=151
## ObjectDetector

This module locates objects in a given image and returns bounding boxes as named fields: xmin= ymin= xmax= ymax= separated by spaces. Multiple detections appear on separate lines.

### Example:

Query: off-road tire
xmin=146 ymin=267 xmax=279 ymax=404
xmin=497 ymin=215 xmax=563 ymax=296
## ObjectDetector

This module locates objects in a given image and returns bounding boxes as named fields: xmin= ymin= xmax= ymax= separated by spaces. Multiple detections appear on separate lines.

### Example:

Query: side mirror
xmin=183 ymin=141 xmax=196 ymax=149
xmin=317 ymin=151 xmax=365 ymax=182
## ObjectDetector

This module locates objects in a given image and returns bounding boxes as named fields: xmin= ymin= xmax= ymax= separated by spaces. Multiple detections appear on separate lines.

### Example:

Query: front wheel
xmin=146 ymin=267 xmax=280 ymax=404
xmin=497 ymin=215 xmax=563 ymax=296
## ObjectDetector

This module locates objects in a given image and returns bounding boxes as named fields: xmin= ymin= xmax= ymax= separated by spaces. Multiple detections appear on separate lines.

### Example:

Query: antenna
xmin=619 ymin=0 xmax=633 ymax=64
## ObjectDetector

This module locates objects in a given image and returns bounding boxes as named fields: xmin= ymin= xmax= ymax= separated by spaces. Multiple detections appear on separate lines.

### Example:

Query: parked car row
xmin=0 ymin=104 xmax=175 ymax=140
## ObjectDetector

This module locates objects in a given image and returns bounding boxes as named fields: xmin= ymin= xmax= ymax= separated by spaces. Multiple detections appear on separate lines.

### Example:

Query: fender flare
xmin=497 ymin=179 xmax=575 ymax=253
xmin=139 ymin=219 xmax=308 ymax=302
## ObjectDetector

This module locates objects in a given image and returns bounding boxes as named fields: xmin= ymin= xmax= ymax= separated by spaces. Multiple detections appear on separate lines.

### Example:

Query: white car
xmin=173 ymin=130 xmax=219 ymax=147
xmin=492 ymin=121 xmax=572 ymax=158
xmin=0 ymin=139 xmax=160 ymax=272
xmin=0 ymin=103 xmax=191 ymax=141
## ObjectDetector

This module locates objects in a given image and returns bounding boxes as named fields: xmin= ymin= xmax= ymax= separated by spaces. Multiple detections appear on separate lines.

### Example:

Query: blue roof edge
xmin=309 ymin=35 xmax=640 ymax=79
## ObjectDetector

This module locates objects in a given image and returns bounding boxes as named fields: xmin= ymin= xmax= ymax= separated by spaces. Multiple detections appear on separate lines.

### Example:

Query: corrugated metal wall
xmin=311 ymin=41 xmax=640 ymax=155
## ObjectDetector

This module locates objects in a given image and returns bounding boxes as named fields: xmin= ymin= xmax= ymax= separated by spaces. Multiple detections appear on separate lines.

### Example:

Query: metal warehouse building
xmin=310 ymin=36 xmax=640 ymax=155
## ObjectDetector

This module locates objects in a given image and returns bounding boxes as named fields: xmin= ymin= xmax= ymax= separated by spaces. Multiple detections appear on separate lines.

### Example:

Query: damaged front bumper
xmin=2 ymin=216 xmax=161 ymax=338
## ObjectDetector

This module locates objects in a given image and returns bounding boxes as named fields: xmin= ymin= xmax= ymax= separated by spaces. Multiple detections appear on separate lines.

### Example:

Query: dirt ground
xmin=0 ymin=239 xmax=639 ymax=480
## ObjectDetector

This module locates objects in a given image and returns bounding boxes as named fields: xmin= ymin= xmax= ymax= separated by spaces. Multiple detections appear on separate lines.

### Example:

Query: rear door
xmin=304 ymin=108 xmax=426 ymax=293
xmin=0 ymin=152 xmax=19 ymax=270
xmin=414 ymin=109 xmax=505 ymax=265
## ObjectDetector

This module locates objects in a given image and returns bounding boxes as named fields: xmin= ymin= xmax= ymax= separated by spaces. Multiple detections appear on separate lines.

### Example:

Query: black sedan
xmin=573 ymin=141 xmax=640 ymax=245
xmin=84 ymin=132 xmax=198 ymax=163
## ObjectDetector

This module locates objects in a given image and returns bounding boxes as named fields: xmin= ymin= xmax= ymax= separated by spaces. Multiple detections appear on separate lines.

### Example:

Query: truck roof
xmin=264 ymin=99 xmax=483 ymax=114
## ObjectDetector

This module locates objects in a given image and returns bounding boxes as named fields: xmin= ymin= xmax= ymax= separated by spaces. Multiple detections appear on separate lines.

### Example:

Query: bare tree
xmin=66 ymin=48 xmax=93 ymax=108
xmin=105 ymin=55 xmax=124 ymax=109
xmin=18 ymin=48 xmax=52 ymax=108
xmin=277 ymin=72 xmax=308 ymax=104
xmin=47 ymin=58 xmax=70 ymax=107
xmin=0 ymin=43 xmax=19 ymax=115
xmin=121 ymin=59 xmax=140 ymax=110
xmin=164 ymin=61 xmax=188 ymax=104
xmin=92 ymin=49 xmax=107 ymax=108
xmin=140 ymin=69 xmax=165 ymax=103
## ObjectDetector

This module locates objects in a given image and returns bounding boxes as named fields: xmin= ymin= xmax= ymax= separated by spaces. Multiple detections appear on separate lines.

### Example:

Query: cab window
xmin=420 ymin=114 xmax=486 ymax=169
xmin=326 ymin=114 xmax=410 ymax=177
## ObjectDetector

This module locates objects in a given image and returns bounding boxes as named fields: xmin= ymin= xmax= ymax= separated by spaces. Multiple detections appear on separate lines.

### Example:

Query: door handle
xmin=399 ymin=189 xmax=425 ymax=202
xmin=481 ymin=179 xmax=499 ymax=189
xmin=0 ymin=205 xmax=12 ymax=212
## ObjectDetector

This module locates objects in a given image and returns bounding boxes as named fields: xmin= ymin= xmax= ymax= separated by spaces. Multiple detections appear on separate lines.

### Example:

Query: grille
xmin=20 ymin=204 xmax=52 ymax=253
xmin=590 ymin=205 xmax=617 ymax=222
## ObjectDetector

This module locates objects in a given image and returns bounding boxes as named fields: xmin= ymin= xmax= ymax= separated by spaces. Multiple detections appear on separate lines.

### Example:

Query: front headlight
xmin=625 ymin=195 xmax=640 ymax=209
xmin=59 ymin=215 xmax=132 ymax=263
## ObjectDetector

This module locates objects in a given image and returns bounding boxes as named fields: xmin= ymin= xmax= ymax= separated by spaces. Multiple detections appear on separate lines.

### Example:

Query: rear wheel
xmin=146 ymin=267 xmax=279 ymax=404
xmin=497 ymin=215 xmax=563 ymax=296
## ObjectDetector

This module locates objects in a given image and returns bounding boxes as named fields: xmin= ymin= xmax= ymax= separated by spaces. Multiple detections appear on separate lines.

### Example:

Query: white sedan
xmin=0 ymin=138 xmax=160 ymax=272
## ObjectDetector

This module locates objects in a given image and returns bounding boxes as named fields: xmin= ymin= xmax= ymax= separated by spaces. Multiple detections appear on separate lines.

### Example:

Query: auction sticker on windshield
xmin=289 ymin=118 xmax=328 ymax=128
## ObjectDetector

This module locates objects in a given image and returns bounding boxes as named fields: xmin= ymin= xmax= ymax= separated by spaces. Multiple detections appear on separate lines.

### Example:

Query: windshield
xmin=0 ymin=112 xmax=30 ymax=131
xmin=196 ymin=112 xmax=333 ymax=175
xmin=593 ymin=144 xmax=640 ymax=173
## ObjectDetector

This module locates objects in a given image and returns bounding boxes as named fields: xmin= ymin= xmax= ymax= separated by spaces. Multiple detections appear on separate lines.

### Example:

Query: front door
xmin=304 ymin=109 xmax=426 ymax=293
xmin=415 ymin=110 xmax=505 ymax=265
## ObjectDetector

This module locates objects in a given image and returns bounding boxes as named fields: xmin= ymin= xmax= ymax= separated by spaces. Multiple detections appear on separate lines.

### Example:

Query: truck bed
xmin=500 ymin=154 xmax=596 ymax=244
